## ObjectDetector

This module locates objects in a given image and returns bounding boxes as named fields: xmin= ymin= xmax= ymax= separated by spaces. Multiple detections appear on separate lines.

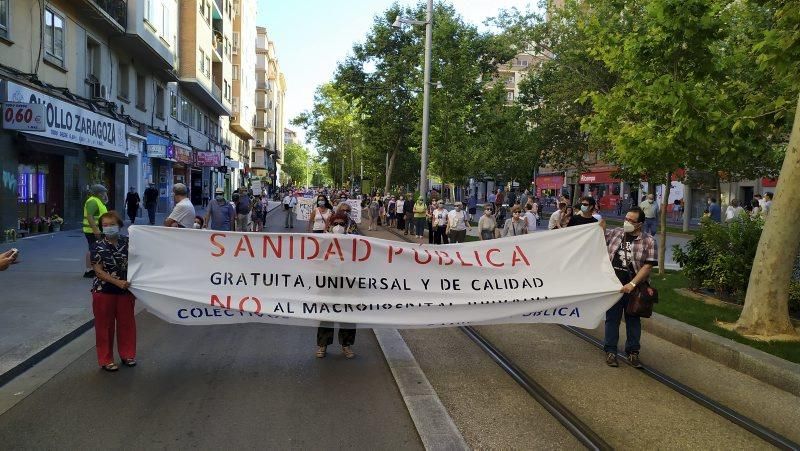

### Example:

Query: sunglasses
xmin=581 ymin=203 xmax=590 ymax=206
xmin=332 ymin=222 xmax=346 ymax=226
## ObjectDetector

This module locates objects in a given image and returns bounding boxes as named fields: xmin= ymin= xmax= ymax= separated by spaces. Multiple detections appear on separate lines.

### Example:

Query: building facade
xmin=253 ymin=26 xmax=286 ymax=194
xmin=0 ymin=0 xmax=254 ymax=233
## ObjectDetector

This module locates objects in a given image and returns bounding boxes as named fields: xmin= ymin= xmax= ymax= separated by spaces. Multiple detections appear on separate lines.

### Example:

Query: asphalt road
xmin=0 ymin=207 xmax=422 ymax=450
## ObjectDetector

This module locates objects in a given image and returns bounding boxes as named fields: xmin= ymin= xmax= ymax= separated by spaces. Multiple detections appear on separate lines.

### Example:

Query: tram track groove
xmin=376 ymin=224 xmax=800 ymax=450
xmin=560 ymin=325 xmax=800 ymax=451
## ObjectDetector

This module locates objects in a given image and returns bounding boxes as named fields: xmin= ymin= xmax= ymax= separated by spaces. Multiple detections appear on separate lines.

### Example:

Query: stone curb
xmin=373 ymin=328 xmax=469 ymax=451
xmin=643 ymin=312 xmax=800 ymax=397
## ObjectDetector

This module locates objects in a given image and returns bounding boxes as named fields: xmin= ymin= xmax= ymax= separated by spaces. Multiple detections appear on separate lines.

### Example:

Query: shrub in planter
xmin=672 ymin=216 xmax=764 ymax=302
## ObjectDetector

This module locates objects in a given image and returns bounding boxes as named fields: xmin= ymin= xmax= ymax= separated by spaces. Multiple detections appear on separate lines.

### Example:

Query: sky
xmin=256 ymin=0 xmax=538 ymax=150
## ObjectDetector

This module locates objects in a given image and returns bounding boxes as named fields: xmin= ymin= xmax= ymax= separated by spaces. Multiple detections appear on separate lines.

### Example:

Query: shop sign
xmin=579 ymin=171 xmax=619 ymax=184
xmin=173 ymin=144 xmax=193 ymax=164
xmin=195 ymin=151 xmax=221 ymax=167
xmin=4 ymin=81 xmax=126 ymax=153
xmin=146 ymin=133 xmax=174 ymax=160
xmin=2 ymin=102 xmax=46 ymax=131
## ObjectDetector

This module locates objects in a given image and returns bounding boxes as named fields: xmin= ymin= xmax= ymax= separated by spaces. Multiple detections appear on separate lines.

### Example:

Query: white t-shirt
xmin=168 ymin=197 xmax=196 ymax=228
xmin=548 ymin=210 xmax=562 ymax=230
xmin=447 ymin=209 xmax=469 ymax=230
xmin=524 ymin=211 xmax=537 ymax=232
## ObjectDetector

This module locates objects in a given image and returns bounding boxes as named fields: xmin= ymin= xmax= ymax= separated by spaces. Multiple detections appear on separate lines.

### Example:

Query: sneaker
xmin=605 ymin=352 xmax=619 ymax=367
xmin=342 ymin=346 xmax=355 ymax=359
xmin=83 ymin=269 xmax=95 ymax=278
xmin=627 ymin=352 xmax=643 ymax=369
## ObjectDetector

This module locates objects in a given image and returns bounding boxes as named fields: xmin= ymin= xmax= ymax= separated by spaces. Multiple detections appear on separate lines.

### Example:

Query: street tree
xmin=735 ymin=0 xmax=800 ymax=338
xmin=281 ymin=143 xmax=310 ymax=187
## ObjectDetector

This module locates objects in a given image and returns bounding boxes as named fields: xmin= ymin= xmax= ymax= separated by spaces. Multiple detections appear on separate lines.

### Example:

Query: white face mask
xmin=623 ymin=221 xmax=636 ymax=234
xmin=193 ymin=223 xmax=202 ymax=229
xmin=331 ymin=225 xmax=345 ymax=234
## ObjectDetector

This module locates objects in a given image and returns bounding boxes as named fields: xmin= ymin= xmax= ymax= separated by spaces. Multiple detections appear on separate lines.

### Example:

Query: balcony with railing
xmin=82 ymin=0 xmax=127 ymax=32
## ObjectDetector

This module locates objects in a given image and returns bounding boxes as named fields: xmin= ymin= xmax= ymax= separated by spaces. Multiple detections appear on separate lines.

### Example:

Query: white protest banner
xmin=294 ymin=197 xmax=315 ymax=221
xmin=345 ymin=199 xmax=362 ymax=224
xmin=128 ymin=224 xmax=622 ymax=329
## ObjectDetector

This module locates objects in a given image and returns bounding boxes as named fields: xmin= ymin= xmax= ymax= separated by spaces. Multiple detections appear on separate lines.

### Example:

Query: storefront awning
xmin=579 ymin=171 xmax=620 ymax=184
xmin=87 ymin=148 xmax=129 ymax=165
xmin=16 ymin=132 xmax=81 ymax=157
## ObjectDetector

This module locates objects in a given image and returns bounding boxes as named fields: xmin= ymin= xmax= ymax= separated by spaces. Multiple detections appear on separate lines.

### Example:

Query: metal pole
xmin=419 ymin=0 xmax=433 ymax=201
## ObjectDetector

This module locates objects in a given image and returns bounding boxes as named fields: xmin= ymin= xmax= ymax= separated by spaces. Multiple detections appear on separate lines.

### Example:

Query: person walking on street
xmin=125 ymin=187 xmax=140 ymax=224
xmin=524 ymin=204 xmax=537 ymax=233
xmin=478 ymin=204 xmax=497 ymax=240
xmin=90 ymin=211 xmax=137 ymax=372
xmin=283 ymin=191 xmax=298 ymax=228
xmin=402 ymin=194 xmax=414 ymax=235
xmin=368 ymin=196 xmax=380 ymax=231
xmin=396 ymin=196 xmax=406 ymax=231
xmin=164 ymin=183 xmax=196 ymax=228
xmin=708 ymin=197 xmax=722 ymax=222
xmin=601 ymin=207 xmax=657 ymax=368
xmin=559 ymin=205 xmax=574 ymax=229
xmin=82 ymin=184 xmax=108 ymax=278
xmin=308 ymin=195 xmax=333 ymax=233
xmin=749 ymin=199 xmax=762 ymax=219
xmin=501 ymin=206 xmax=528 ymax=237
xmin=639 ymin=194 xmax=659 ymax=235
xmin=549 ymin=202 xmax=566 ymax=230
xmin=252 ymin=196 xmax=265 ymax=232
xmin=315 ymin=211 xmax=357 ymax=359
xmin=763 ymin=192 xmax=773 ymax=216
xmin=204 ymin=188 xmax=235 ymax=231
xmin=234 ymin=188 xmax=252 ymax=232
xmin=413 ymin=197 xmax=427 ymax=241
xmin=446 ymin=201 xmax=471 ymax=244
xmin=143 ymin=183 xmax=158 ymax=225
xmin=432 ymin=200 xmax=449 ymax=244
xmin=725 ymin=199 xmax=745 ymax=223
xmin=466 ymin=194 xmax=477 ymax=222
xmin=568 ymin=197 xmax=599 ymax=227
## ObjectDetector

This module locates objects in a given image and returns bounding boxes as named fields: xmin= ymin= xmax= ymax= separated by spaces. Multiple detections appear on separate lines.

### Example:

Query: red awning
xmin=762 ymin=177 xmax=778 ymax=188
xmin=579 ymin=171 xmax=620 ymax=184
xmin=535 ymin=175 xmax=564 ymax=190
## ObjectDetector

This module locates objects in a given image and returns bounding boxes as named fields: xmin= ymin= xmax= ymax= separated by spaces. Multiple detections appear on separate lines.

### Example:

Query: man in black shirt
xmin=125 ymin=187 xmax=140 ymax=224
xmin=143 ymin=183 xmax=159 ymax=225
xmin=568 ymin=196 xmax=599 ymax=226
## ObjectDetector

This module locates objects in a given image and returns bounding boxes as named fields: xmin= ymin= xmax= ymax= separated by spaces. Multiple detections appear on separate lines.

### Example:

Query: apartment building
xmin=0 ymin=0 xmax=236 ymax=232
xmin=253 ymin=26 xmax=286 ymax=193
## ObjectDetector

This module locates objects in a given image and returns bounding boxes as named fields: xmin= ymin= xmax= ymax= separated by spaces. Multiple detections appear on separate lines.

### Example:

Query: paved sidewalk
xmin=0 ymin=201 xmax=280 ymax=384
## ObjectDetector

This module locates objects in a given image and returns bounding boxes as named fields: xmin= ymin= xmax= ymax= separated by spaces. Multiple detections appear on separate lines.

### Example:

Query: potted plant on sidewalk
xmin=50 ymin=214 xmax=63 ymax=232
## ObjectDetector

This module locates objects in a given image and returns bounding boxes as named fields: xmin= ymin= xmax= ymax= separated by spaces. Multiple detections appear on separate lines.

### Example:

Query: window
xmin=199 ymin=49 xmax=206 ymax=77
xmin=232 ymin=65 xmax=239 ymax=80
xmin=205 ymin=56 xmax=211 ymax=77
xmin=170 ymin=90 xmax=177 ymax=118
xmin=0 ymin=0 xmax=9 ymax=39
xmin=44 ymin=8 xmax=65 ymax=65
xmin=118 ymin=63 xmax=130 ymax=100
xmin=136 ymin=73 xmax=146 ymax=110
xmin=155 ymin=85 xmax=165 ymax=119
xmin=86 ymin=38 xmax=101 ymax=80
xmin=180 ymin=97 xmax=190 ymax=123
xmin=232 ymin=32 xmax=239 ymax=54
xmin=144 ymin=0 xmax=156 ymax=26
xmin=506 ymin=91 xmax=514 ymax=102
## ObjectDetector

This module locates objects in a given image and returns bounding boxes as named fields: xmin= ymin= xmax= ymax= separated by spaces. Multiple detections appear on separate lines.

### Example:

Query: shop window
xmin=44 ymin=8 xmax=65 ymax=66
xmin=17 ymin=165 xmax=47 ymax=204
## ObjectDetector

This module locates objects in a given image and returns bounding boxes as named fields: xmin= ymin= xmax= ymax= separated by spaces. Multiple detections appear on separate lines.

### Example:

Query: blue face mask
xmin=580 ymin=205 xmax=590 ymax=213
xmin=103 ymin=225 xmax=120 ymax=238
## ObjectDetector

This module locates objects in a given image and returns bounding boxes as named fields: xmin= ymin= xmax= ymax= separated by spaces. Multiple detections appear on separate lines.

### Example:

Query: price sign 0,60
xmin=2 ymin=102 xmax=46 ymax=132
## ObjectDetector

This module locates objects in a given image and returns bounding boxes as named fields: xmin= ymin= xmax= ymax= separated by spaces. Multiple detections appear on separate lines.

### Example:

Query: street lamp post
xmin=394 ymin=0 xmax=433 ymax=201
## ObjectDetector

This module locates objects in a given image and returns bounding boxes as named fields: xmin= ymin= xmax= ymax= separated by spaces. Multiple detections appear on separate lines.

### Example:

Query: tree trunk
xmin=384 ymin=146 xmax=399 ymax=194
xmin=658 ymin=173 xmax=671 ymax=276
xmin=735 ymin=93 xmax=800 ymax=337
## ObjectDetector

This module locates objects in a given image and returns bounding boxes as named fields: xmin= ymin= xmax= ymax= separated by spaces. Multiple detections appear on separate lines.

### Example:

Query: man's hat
xmin=215 ymin=188 xmax=224 ymax=194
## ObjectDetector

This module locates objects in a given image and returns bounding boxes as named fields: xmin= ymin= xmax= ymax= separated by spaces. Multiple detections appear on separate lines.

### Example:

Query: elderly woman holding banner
xmin=315 ymin=211 xmax=357 ymax=359
xmin=91 ymin=211 xmax=137 ymax=372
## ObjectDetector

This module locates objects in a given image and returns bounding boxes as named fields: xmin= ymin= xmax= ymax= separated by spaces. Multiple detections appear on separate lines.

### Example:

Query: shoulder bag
xmin=624 ymin=237 xmax=659 ymax=317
